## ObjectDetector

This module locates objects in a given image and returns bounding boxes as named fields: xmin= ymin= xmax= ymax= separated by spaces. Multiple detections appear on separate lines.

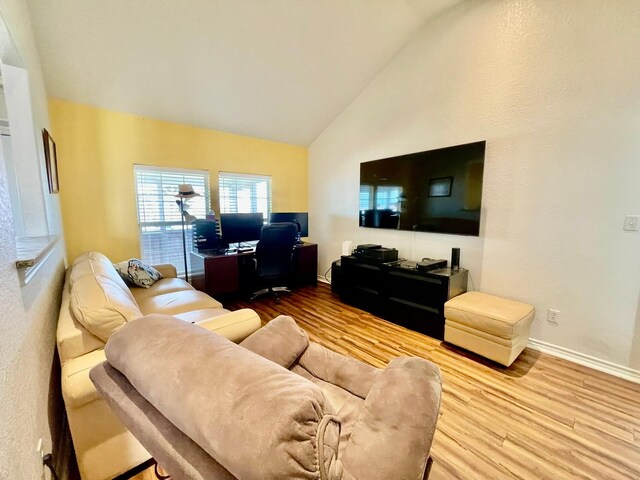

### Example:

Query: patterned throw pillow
xmin=114 ymin=259 xmax=163 ymax=288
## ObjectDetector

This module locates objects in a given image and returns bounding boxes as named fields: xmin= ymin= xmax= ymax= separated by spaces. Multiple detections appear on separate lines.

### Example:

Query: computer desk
xmin=190 ymin=242 xmax=318 ymax=298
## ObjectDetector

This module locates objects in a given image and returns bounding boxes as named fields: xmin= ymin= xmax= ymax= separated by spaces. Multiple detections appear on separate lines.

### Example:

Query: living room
xmin=1 ymin=1 xmax=639 ymax=479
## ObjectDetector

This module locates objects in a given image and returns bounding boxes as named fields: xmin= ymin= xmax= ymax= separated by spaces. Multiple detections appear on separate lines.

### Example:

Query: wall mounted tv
xmin=359 ymin=141 xmax=486 ymax=236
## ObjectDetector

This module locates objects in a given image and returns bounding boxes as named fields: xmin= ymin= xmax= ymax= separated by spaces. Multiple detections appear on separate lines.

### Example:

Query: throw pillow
xmin=114 ymin=259 xmax=163 ymax=288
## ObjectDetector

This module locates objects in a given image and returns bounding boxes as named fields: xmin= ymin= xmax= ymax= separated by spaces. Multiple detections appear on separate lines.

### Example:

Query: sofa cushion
xmin=172 ymin=308 xmax=231 ymax=324
xmin=191 ymin=308 xmax=262 ymax=344
xmin=136 ymin=290 xmax=222 ymax=316
xmin=70 ymin=253 xmax=135 ymax=301
xmin=57 ymin=273 xmax=106 ymax=364
xmin=71 ymin=275 xmax=143 ymax=342
xmin=240 ymin=315 xmax=310 ymax=368
xmin=72 ymin=251 xmax=112 ymax=267
xmin=57 ymin=308 xmax=105 ymax=365
xmin=299 ymin=342 xmax=381 ymax=400
xmin=130 ymin=278 xmax=194 ymax=302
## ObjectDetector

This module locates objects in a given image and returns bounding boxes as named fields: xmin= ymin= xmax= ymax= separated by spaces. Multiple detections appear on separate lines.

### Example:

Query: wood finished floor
xmin=134 ymin=283 xmax=640 ymax=480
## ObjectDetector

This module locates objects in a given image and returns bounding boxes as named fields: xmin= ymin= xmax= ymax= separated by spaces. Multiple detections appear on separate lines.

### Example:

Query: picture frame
xmin=428 ymin=176 xmax=453 ymax=197
xmin=42 ymin=128 xmax=59 ymax=194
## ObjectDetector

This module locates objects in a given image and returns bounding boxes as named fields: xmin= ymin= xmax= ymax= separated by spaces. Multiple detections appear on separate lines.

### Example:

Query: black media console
xmin=338 ymin=256 xmax=468 ymax=340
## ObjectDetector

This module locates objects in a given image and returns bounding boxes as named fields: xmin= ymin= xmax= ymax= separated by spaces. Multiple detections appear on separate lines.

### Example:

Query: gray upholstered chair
xmin=90 ymin=315 xmax=442 ymax=480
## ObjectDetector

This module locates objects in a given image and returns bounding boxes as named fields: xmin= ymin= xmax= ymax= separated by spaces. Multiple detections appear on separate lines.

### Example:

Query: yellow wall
xmin=49 ymin=99 xmax=308 ymax=262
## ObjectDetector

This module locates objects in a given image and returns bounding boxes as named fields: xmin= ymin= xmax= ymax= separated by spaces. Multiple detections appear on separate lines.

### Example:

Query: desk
xmin=190 ymin=243 xmax=318 ymax=297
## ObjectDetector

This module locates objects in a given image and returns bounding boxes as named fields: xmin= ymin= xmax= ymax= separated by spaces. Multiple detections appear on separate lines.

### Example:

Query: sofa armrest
xmin=341 ymin=357 xmax=442 ymax=480
xmin=152 ymin=264 xmax=177 ymax=278
xmin=61 ymin=349 xmax=108 ymax=409
xmin=90 ymin=362 xmax=231 ymax=479
xmin=194 ymin=308 xmax=261 ymax=343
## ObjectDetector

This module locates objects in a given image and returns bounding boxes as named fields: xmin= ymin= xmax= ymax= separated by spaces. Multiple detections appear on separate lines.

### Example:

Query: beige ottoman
xmin=444 ymin=291 xmax=534 ymax=366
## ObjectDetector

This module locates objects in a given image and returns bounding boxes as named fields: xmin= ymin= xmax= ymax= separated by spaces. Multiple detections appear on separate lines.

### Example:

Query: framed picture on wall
xmin=428 ymin=176 xmax=452 ymax=197
xmin=42 ymin=128 xmax=59 ymax=194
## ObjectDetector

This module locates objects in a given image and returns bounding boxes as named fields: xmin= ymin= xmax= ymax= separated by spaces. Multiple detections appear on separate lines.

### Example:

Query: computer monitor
xmin=270 ymin=212 xmax=309 ymax=238
xmin=220 ymin=213 xmax=264 ymax=245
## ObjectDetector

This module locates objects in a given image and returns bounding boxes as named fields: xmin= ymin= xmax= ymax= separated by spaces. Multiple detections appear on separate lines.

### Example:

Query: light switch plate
xmin=623 ymin=215 xmax=639 ymax=231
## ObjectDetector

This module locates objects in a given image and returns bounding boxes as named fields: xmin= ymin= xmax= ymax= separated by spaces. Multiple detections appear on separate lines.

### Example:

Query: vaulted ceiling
xmin=27 ymin=0 xmax=460 ymax=146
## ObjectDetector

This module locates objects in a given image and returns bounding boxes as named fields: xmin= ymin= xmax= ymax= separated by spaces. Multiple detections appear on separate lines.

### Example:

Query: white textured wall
xmin=0 ymin=0 xmax=65 ymax=478
xmin=309 ymin=0 xmax=640 ymax=370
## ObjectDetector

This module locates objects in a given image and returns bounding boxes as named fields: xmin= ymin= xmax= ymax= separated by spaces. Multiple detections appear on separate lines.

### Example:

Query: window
xmin=219 ymin=172 xmax=271 ymax=220
xmin=1 ymin=62 xmax=61 ymax=285
xmin=2 ymin=63 xmax=50 ymax=238
xmin=134 ymin=165 xmax=210 ymax=276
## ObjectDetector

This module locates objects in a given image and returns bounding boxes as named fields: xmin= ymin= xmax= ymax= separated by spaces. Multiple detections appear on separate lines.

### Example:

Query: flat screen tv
xmin=359 ymin=141 xmax=485 ymax=236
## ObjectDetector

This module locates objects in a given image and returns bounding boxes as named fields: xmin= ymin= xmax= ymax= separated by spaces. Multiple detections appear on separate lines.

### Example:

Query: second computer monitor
xmin=270 ymin=212 xmax=308 ymax=237
xmin=220 ymin=213 xmax=264 ymax=245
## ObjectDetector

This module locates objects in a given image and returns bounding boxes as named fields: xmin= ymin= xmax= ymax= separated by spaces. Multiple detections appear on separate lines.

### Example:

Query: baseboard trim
xmin=528 ymin=338 xmax=640 ymax=384
xmin=314 ymin=281 xmax=639 ymax=383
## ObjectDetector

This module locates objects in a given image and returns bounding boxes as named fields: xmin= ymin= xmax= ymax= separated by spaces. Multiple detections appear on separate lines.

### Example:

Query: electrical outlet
xmin=623 ymin=215 xmax=639 ymax=231
xmin=547 ymin=309 xmax=560 ymax=325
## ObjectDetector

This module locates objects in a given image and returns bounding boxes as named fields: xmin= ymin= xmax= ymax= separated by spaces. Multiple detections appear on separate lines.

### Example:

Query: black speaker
xmin=451 ymin=248 xmax=460 ymax=270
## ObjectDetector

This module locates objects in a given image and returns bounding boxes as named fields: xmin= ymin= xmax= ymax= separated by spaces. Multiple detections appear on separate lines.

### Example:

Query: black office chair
xmin=250 ymin=222 xmax=298 ymax=303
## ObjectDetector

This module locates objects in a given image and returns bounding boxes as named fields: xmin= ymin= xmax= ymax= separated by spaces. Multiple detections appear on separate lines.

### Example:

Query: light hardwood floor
xmin=134 ymin=283 xmax=640 ymax=480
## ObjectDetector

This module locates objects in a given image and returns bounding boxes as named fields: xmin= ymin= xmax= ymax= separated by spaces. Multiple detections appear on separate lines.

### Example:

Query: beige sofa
xmin=57 ymin=252 xmax=261 ymax=480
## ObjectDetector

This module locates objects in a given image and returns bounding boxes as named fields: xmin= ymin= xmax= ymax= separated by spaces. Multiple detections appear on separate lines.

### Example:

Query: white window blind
xmin=219 ymin=172 xmax=272 ymax=220
xmin=134 ymin=165 xmax=210 ymax=276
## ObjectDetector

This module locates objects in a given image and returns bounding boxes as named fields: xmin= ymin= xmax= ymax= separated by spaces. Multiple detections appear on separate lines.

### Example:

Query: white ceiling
xmin=27 ymin=0 xmax=460 ymax=146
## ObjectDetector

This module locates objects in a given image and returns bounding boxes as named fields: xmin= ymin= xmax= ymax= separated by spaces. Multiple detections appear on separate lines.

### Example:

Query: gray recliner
xmin=90 ymin=314 xmax=442 ymax=480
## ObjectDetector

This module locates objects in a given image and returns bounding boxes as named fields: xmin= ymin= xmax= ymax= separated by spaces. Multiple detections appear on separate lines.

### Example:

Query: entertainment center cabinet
xmin=339 ymin=255 xmax=468 ymax=339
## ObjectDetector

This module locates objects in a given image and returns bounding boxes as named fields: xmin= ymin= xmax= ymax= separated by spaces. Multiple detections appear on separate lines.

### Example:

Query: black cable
xmin=43 ymin=454 xmax=59 ymax=480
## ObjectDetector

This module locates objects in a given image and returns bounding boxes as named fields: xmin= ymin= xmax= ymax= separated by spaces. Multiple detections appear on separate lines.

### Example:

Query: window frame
xmin=133 ymin=164 xmax=210 ymax=275
xmin=218 ymin=171 xmax=272 ymax=221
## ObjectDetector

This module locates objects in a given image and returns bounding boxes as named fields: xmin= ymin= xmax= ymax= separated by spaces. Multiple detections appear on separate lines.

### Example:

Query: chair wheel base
xmin=250 ymin=286 xmax=291 ymax=303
